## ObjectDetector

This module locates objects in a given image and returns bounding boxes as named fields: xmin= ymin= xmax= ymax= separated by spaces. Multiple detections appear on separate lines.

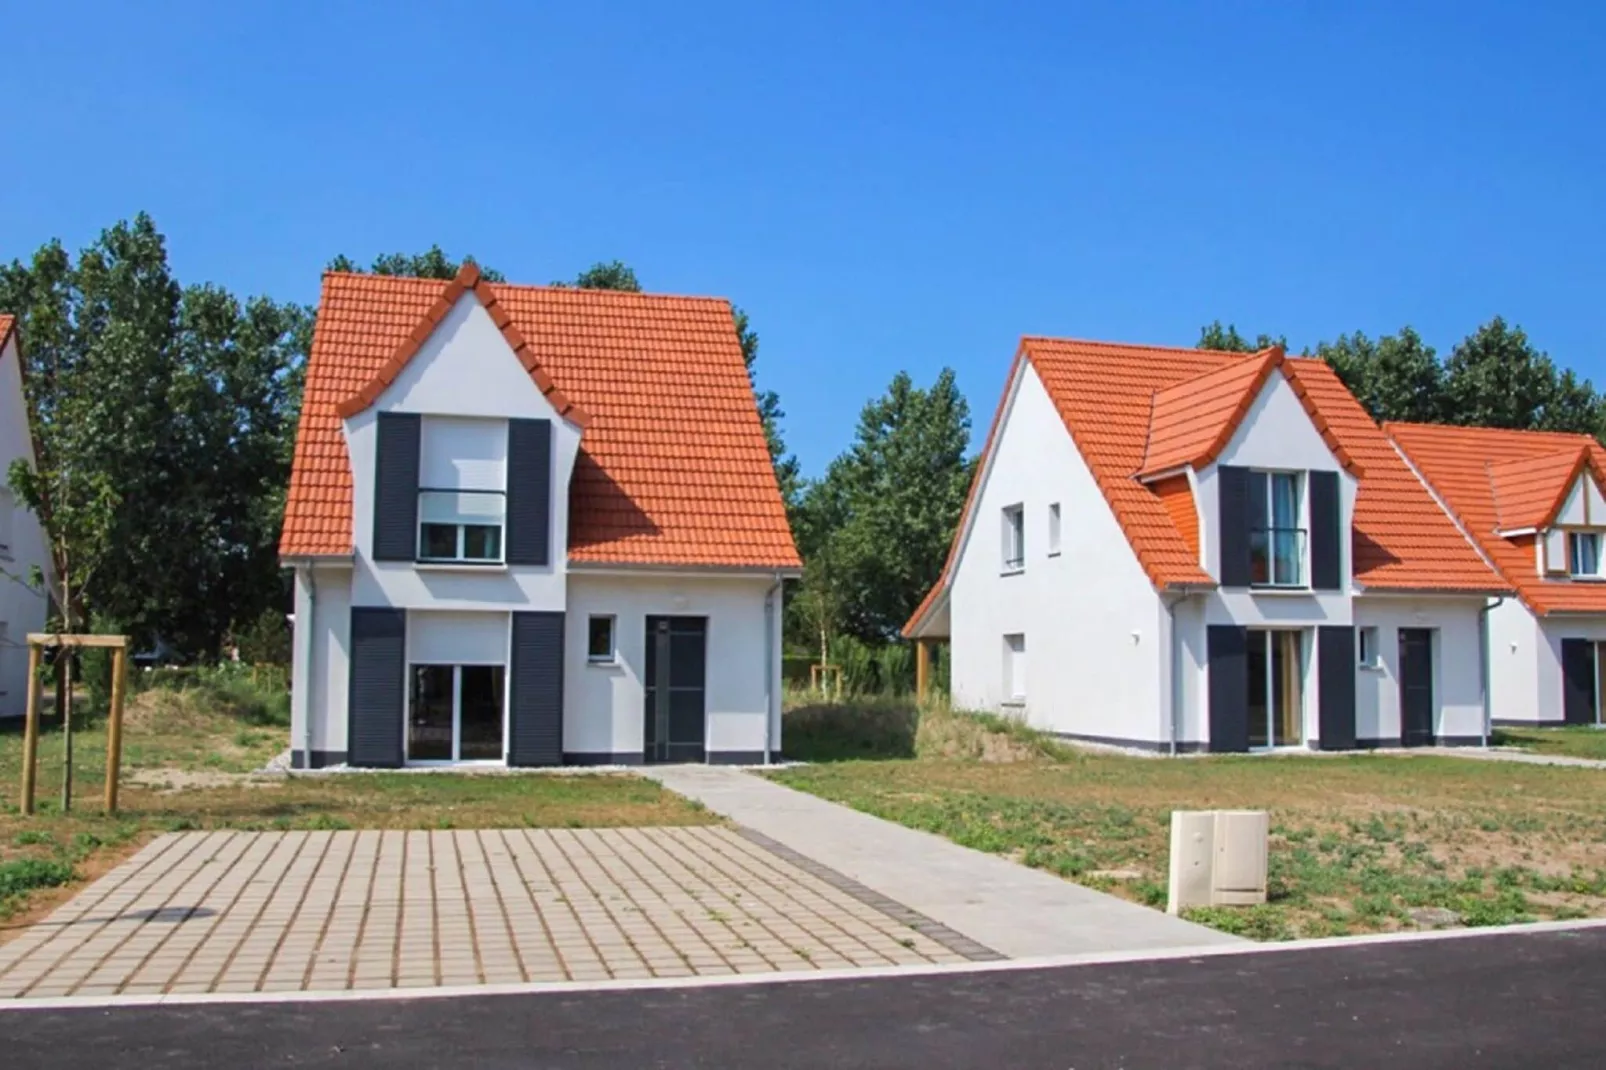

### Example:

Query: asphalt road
xmin=2 ymin=927 xmax=1603 ymax=1069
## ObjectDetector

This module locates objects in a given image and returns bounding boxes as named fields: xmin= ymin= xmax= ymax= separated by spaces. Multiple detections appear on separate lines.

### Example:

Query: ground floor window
xmin=1246 ymin=629 xmax=1303 ymax=748
xmin=409 ymin=663 xmax=505 ymax=762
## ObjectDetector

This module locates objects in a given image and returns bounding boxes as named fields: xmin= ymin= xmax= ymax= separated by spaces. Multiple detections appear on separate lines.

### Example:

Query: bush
xmin=135 ymin=661 xmax=290 ymax=728
xmin=234 ymin=609 xmax=292 ymax=666
xmin=0 ymin=858 xmax=76 ymax=900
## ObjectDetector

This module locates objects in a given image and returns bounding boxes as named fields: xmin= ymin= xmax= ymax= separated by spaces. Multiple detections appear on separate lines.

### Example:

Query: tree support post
xmin=104 ymin=646 xmax=128 ymax=814
xmin=20 ymin=642 xmax=42 ymax=815
xmin=915 ymin=639 xmax=931 ymax=702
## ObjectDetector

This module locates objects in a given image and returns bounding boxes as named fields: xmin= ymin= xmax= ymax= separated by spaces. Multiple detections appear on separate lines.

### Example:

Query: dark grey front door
xmin=645 ymin=616 xmax=707 ymax=763
xmin=1399 ymin=628 xmax=1435 ymax=747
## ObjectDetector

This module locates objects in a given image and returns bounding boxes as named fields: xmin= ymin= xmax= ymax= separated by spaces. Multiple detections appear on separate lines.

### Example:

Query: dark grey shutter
xmin=373 ymin=413 xmax=421 ymax=562
xmin=509 ymin=611 xmax=564 ymax=766
xmin=1218 ymin=466 xmax=1252 ymax=587
xmin=506 ymin=418 xmax=552 ymax=567
xmin=348 ymin=608 xmax=405 ymax=768
xmin=1561 ymin=638 xmax=1595 ymax=725
xmin=1309 ymin=470 xmax=1342 ymax=591
xmin=1207 ymin=625 xmax=1250 ymax=753
xmin=1316 ymin=625 xmax=1357 ymax=750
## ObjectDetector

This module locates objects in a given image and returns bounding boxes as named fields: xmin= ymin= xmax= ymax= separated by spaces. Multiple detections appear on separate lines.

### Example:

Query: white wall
xmin=300 ymin=564 xmax=353 ymax=758
xmin=1554 ymin=474 xmax=1606 ymax=527
xmin=947 ymin=362 xmax=1166 ymax=742
xmin=0 ymin=332 xmax=50 ymax=718
xmin=1353 ymin=596 xmax=1486 ymax=742
xmin=345 ymin=293 xmax=582 ymax=612
xmin=1535 ymin=614 xmax=1606 ymax=724
xmin=564 ymin=572 xmax=780 ymax=759
xmin=1487 ymin=599 xmax=1543 ymax=723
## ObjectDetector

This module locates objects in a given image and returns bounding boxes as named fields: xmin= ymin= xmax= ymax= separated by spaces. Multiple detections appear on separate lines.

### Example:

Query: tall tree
xmin=1314 ymin=327 xmax=1445 ymax=424
xmin=1442 ymin=317 xmax=1602 ymax=434
xmin=1 ymin=215 xmax=308 ymax=654
xmin=799 ymin=369 xmax=972 ymax=641
xmin=1198 ymin=320 xmax=1287 ymax=352
xmin=556 ymin=260 xmax=641 ymax=292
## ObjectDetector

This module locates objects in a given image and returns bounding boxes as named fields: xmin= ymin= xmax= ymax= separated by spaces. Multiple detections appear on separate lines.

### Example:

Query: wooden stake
xmin=105 ymin=647 xmax=127 ymax=814
xmin=61 ymin=658 xmax=74 ymax=813
xmin=915 ymin=639 xmax=931 ymax=701
xmin=20 ymin=643 xmax=42 ymax=816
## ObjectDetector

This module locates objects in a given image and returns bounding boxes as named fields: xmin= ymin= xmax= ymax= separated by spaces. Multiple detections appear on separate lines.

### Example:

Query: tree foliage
xmin=327 ymin=245 xmax=505 ymax=282
xmin=1198 ymin=320 xmax=1287 ymax=353
xmin=1 ymin=215 xmax=308 ymax=649
xmin=1199 ymin=316 xmax=1605 ymax=435
xmin=793 ymin=370 xmax=972 ymax=644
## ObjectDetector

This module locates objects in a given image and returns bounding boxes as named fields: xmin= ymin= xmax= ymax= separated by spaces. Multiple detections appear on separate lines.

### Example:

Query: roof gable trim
xmin=333 ymin=262 xmax=592 ymax=427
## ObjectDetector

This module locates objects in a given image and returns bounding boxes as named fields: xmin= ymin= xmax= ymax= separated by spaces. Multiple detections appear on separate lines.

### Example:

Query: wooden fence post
xmin=104 ymin=646 xmax=128 ymax=814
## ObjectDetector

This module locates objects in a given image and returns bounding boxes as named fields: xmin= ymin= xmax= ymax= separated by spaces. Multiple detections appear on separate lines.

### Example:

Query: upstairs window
xmin=1250 ymin=471 xmax=1306 ymax=588
xmin=1002 ymin=504 xmax=1025 ymax=572
xmin=1569 ymin=531 xmax=1603 ymax=578
xmin=418 ymin=490 xmax=506 ymax=563
xmin=1048 ymin=502 xmax=1062 ymax=556
xmin=417 ymin=416 xmax=507 ymax=565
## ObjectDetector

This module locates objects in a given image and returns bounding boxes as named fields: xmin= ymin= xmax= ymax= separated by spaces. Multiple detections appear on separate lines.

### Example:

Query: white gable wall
xmin=1553 ymin=472 xmax=1606 ymax=527
xmin=948 ymin=361 xmax=1167 ymax=742
xmin=345 ymin=294 xmax=582 ymax=612
xmin=0 ymin=332 xmax=50 ymax=718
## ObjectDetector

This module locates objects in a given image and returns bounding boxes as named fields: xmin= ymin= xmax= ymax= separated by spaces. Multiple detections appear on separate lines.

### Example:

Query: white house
xmin=0 ymin=316 xmax=51 ymax=718
xmin=904 ymin=337 xmax=1509 ymax=752
xmin=1390 ymin=422 xmax=1606 ymax=727
xmin=279 ymin=264 xmax=800 ymax=769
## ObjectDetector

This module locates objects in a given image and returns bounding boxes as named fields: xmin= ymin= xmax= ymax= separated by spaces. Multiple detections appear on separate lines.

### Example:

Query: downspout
xmin=1478 ymin=595 xmax=1505 ymax=749
xmin=763 ymin=574 xmax=784 ymax=765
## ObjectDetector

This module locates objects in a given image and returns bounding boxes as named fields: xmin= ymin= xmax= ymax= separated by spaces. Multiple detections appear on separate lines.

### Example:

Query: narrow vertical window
xmin=1048 ymin=502 xmax=1062 ymax=556
xmin=1002 ymin=504 xmax=1025 ymax=571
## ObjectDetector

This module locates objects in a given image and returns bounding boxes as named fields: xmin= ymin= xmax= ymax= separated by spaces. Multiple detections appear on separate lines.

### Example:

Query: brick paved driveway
xmin=0 ymin=827 xmax=995 ymax=999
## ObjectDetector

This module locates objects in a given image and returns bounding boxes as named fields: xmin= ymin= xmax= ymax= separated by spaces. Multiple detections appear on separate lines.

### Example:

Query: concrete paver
xmin=0 ymin=826 xmax=985 ymax=1000
xmin=646 ymin=766 xmax=1244 ymax=958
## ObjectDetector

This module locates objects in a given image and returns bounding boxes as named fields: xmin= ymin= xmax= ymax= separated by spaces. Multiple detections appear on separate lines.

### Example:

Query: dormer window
xmin=1250 ymin=471 xmax=1306 ymax=588
xmin=1569 ymin=531 xmax=1603 ymax=578
xmin=419 ymin=490 xmax=506 ymax=563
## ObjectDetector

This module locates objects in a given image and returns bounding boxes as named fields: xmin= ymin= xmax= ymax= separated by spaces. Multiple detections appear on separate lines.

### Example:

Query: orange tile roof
xmin=1388 ymin=422 xmax=1606 ymax=614
xmin=1486 ymin=448 xmax=1592 ymax=533
xmin=0 ymin=314 xmax=14 ymax=346
xmin=281 ymin=266 xmax=800 ymax=570
xmin=903 ymin=337 xmax=1503 ymax=635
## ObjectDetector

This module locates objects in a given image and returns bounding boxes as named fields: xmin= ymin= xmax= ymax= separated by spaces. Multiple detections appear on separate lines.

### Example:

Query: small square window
xmin=462 ymin=525 xmax=502 ymax=561
xmin=1358 ymin=626 xmax=1379 ymax=668
xmin=587 ymin=616 xmax=616 ymax=662
xmin=421 ymin=523 xmax=458 ymax=560
xmin=1048 ymin=503 xmax=1062 ymax=556
xmin=1569 ymin=532 xmax=1602 ymax=578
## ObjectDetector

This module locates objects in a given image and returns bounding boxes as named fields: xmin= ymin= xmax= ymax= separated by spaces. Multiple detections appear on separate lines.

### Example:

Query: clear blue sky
xmin=4 ymin=1 xmax=1603 ymax=476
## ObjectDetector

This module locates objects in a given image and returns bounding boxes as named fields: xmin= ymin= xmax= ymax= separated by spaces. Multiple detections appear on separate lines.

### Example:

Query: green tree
xmin=1441 ymin=317 xmax=1602 ymax=434
xmin=557 ymin=260 xmax=641 ymax=291
xmin=326 ymin=245 xmax=505 ymax=281
xmin=799 ymin=369 xmax=972 ymax=641
xmin=1313 ymin=327 xmax=1445 ymax=424
xmin=1198 ymin=320 xmax=1287 ymax=352
xmin=1 ymin=215 xmax=307 ymax=655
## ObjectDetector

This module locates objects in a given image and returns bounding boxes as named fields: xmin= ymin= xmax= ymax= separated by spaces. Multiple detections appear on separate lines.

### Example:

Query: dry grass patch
xmin=775 ymin=706 xmax=1606 ymax=940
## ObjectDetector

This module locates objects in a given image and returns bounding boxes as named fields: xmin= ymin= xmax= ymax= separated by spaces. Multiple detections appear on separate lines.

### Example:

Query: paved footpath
xmin=0 ymin=826 xmax=990 ymax=999
xmin=4 ymin=926 xmax=1602 ymax=1068
xmin=646 ymin=766 xmax=1240 ymax=957
xmin=1445 ymin=747 xmax=1606 ymax=769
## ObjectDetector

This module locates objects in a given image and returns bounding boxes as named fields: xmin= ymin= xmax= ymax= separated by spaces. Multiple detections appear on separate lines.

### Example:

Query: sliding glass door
xmin=1245 ymin=630 xmax=1304 ymax=748
xmin=408 ymin=664 xmax=506 ymax=763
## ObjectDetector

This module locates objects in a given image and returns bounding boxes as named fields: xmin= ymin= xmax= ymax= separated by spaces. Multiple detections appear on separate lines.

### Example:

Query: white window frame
xmin=1568 ymin=530 xmax=1604 ymax=580
xmin=1001 ymin=504 xmax=1025 ymax=573
xmin=1047 ymin=502 xmax=1062 ymax=557
xmin=405 ymin=661 xmax=508 ymax=765
xmin=587 ymin=615 xmax=617 ymax=664
xmin=1003 ymin=633 xmax=1026 ymax=702
xmin=1250 ymin=469 xmax=1308 ymax=589
xmin=417 ymin=489 xmax=507 ymax=565
xmin=1357 ymin=626 xmax=1380 ymax=669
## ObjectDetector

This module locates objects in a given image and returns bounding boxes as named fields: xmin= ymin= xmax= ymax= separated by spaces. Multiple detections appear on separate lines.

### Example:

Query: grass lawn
xmin=1 ymin=669 xmax=711 ymax=937
xmin=775 ymin=700 xmax=1606 ymax=941
xmin=1491 ymin=725 xmax=1606 ymax=762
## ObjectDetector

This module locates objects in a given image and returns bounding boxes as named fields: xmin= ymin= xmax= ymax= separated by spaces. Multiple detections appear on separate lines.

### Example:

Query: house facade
xmin=279 ymin=265 xmax=799 ymax=769
xmin=1390 ymin=422 xmax=1606 ymax=727
xmin=0 ymin=316 xmax=50 ymax=718
xmin=904 ymin=338 xmax=1508 ymax=752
